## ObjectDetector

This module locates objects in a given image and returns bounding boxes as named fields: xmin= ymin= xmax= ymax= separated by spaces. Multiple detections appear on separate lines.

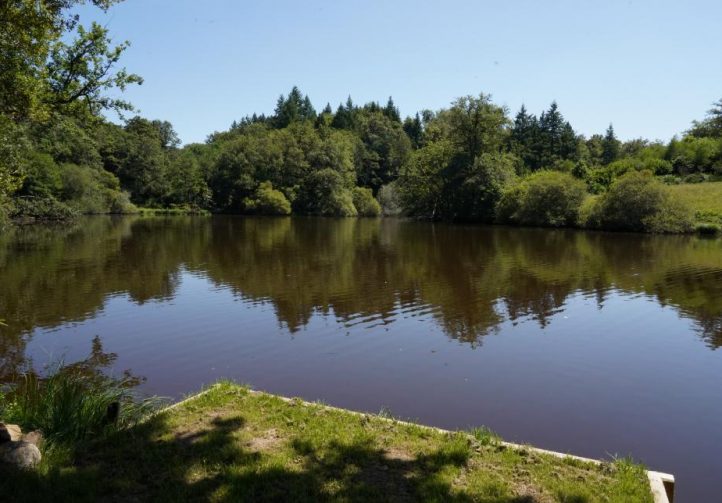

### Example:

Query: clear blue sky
xmin=76 ymin=0 xmax=722 ymax=145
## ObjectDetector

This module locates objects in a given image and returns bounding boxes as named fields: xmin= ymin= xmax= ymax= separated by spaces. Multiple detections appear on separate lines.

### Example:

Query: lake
xmin=1 ymin=216 xmax=721 ymax=501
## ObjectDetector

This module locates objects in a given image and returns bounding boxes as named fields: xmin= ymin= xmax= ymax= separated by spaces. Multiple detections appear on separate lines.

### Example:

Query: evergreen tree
xmin=301 ymin=95 xmax=317 ymax=120
xmin=601 ymin=124 xmax=620 ymax=165
xmin=510 ymin=105 xmax=540 ymax=171
xmin=538 ymin=101 xmax=565 ymax=167
xmin=331 ymin=97 xmax=356 ymax=130
xmin=560 ymin=122 xmax=578 ymax=160
xmin=273 ymin=86 xmax=315 ymax=128
xmin=383 ymin=97 xmax=401 ymax=122
xmin=365 ymin=101 xmax=380 ymax=113
xmin=315 ymin=104 xmax=333 ymax=129
xmin=403 ymin=113 xmax=424 ymax=148
xmin=273 ymin=94 xmax=286 ymax=125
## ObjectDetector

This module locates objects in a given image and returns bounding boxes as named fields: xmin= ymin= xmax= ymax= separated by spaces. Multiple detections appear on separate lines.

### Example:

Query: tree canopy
xmin=0 ymin=3 xmax=719 ymax=232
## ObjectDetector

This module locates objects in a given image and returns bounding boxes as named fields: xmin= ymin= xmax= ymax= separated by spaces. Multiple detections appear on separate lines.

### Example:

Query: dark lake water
xmin=2 ymin=216 xmax=721 ymax=501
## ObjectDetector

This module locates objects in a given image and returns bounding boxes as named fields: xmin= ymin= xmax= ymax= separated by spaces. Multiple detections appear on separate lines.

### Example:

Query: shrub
xmin=9 ymin=196 xmax=78 ymax=222
xmin=577 ymin=195 xmax=599 ymax=227
xmin=352 ymin=187 xmax=381 ymax=217
xmin=107 ymin=191 xmax=137 ymax=214
xmin=56 ymin=164 xmax=137 ymax=215
xmin=243 ymin=181 xmax=291 ymax=215
xmin=682 ymin=173 xmax=707 ymax=184
xmin=571 ymin=161 xmax=589 ymax=180
xmin=551 ymin=159 xmax=575 ymax=173
xmin=496 ymin=171 xmax=587 ymax=227
xmin=586 ymin=162 xmax=632 ymax=193
xmin=294 ymin=169 xmax=357 ymax=217
xmin=61 ymin=163 xmax=106 ymax=213
xmin=646 ymin=158 xmax=674 ymax=176
xmin=586 ymin=157 xmax=673 ymax=192
xmin=660 ymin=175 xmax=681 ymax=185
xmin=585 ymin=170 xmax=693 ymax=233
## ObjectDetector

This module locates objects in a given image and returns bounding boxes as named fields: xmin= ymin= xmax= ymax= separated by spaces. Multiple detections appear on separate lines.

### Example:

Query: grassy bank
xmin=2 ymin=382 xmax=653 ymax=502
xmin=668 ymin=181 xmax=722 ymax=224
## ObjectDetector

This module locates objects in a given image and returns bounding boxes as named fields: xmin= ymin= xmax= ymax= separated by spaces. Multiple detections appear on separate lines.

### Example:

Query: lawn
xmin=668 ymin=181 xmax=722 ymax=224
xmin=1 ymin=382 xmax=653 ymax=502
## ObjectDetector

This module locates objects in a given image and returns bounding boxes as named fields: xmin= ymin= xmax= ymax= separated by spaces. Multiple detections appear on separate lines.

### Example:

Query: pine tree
xmin=601 ymin=124 xmax=620 ymax=165
xmin=510 ymin=105 xmax=541 ymax=171
xmin=383 ymin=97 xmax=401 ymax=122
xmin=273 ymin=94 xmax=286 ymax=124
xmin=560 ymin=122 xmax=578 ymax=160
xmin=538 ymin=101 xmax=565 ymax=167
xmin=366 ymin=101 xmax=380 ymax=113
xmin=315 ymin=102 xmax=333 ymax=129
xmin=331 ymin=103 xmax=352 ymax=129
xmin=273 ymin=86 xmax=315 ymax=127
xmin=403 ymin=113 xmax=423 ymax=148
xmin=301 ymin=95 xmax=317 ymax=120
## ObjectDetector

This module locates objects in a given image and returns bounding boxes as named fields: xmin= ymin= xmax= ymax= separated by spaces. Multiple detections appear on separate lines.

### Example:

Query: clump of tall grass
xmin=469 ymin=426 xmax=501 ymax=446
xmin=0 ymin=363 xmax=164 ymax=447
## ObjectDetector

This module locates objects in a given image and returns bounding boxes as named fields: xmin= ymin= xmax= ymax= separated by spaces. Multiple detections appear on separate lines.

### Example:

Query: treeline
xmin=1 ymin=2 xmax=721 ymax=232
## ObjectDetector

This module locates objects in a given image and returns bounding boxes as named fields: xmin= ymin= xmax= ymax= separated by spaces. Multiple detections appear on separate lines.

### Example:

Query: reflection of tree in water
xmin=2 ymin=334 xmax=144 ymax=390
xmin=60 ymin=335 xmax=145 ymax=388
xmin=652 ymin=267 xmax=722 ymax=349
xmin=2 ymin=216 xmax=722 ymax=380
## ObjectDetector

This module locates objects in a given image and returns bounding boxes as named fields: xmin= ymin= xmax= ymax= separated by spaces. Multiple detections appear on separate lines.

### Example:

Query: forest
xmin=2 ymin=1 xmax=722 ymax=233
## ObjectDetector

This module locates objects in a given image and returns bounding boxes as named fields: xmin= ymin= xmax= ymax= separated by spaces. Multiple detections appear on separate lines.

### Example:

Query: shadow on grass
xmin=0 ymin=412 xmax=538 ymax=503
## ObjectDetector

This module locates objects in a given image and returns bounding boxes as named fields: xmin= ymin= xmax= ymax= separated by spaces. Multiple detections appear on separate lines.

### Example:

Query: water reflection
xmin=4 ymin=216 xmax=722 ymax=501
xmin=2 ymin=216 xmax=722 ymax=379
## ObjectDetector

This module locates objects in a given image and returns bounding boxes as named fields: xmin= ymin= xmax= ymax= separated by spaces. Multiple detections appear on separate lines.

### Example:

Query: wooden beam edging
xmin=157 ymin=384 xmax=675 ymax=503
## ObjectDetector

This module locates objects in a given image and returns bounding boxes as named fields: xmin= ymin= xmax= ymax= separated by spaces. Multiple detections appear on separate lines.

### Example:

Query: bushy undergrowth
xmin=497 ymin=171 xmax=587 ymax=227
xmin=352 ymin=187 xmax=381 ymax=216
xmin=9 ymin=196 xmax=79 ymax=222
xmin=583 ymin=171 xmax=693 ymax=233
xmin=243 ymin=181 xmax=291 ymax=215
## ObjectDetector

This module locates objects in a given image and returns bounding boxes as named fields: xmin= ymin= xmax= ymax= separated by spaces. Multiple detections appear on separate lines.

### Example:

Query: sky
xmin=75 ymin=0 xmax=722 ymax=145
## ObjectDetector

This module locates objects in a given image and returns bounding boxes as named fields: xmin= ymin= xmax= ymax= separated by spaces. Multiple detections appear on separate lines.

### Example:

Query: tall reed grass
xmin=0 ymin=363 xmax=163 ymax=446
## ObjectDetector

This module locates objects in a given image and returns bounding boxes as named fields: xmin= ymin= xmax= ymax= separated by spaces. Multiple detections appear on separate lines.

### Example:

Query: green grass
xmin=0 ymin=365 xmax=162 ymax=447
xmin=1 ymin=382 xmax=653 ymax=502
xmin=668 ymin=181 xmax=722 ymax=224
